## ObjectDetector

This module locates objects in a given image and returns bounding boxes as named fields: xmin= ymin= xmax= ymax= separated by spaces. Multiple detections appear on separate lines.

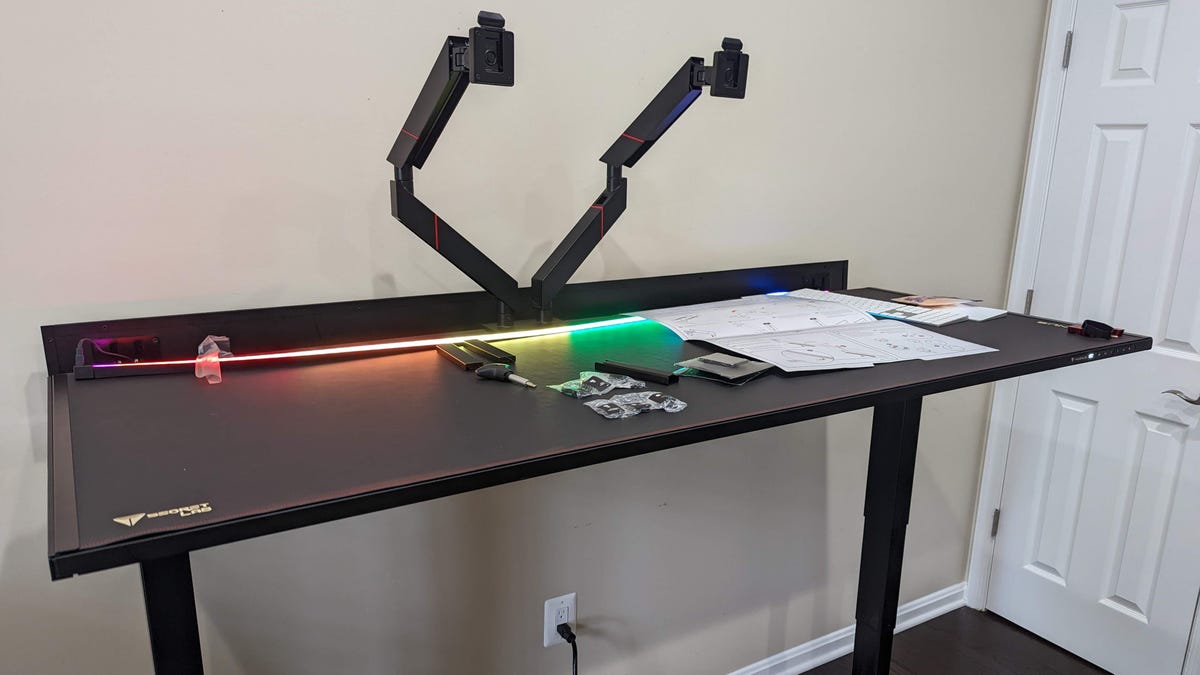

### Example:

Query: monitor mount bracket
xmin=386 ymin=11 xmax=522 ymax=327
xmin=530 ymin=38 xmax=749 ymax=323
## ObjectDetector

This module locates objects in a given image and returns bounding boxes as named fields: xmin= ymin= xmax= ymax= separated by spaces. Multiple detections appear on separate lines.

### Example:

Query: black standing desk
xmin=43 ymin=263 xmax=1150 ymax=674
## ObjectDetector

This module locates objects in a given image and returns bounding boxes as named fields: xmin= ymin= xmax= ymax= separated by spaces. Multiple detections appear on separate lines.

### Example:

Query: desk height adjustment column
xmin=141 ymin=553 xmax=204 ymax=674
xmin=853 ymin=397 xmax=923 ymax=675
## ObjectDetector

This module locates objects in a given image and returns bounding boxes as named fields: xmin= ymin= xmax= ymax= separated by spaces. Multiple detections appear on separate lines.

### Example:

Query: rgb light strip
xmin=92 ymin=316 xmax=646 ymax=369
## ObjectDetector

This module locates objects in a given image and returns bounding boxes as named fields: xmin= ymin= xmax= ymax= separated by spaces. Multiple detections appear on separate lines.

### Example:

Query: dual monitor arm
xmin=387 ymin=12 xmax=749 ymax=325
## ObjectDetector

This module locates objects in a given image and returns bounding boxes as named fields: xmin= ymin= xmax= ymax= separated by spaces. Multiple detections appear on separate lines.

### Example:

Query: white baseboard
xmin=727 ymin=583 xmax=967 ymax=675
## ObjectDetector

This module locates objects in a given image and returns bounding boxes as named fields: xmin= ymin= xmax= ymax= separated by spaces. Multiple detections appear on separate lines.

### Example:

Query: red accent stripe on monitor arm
xmin=620 ymin=132 xmax=645 ymax=143
xmin=433 ymin=214 xmax=440 ymax=250
xmin=591 ymin=204 xmax=605 ymax=237
xmin=401 ymin=128 xmax=420 ymax=141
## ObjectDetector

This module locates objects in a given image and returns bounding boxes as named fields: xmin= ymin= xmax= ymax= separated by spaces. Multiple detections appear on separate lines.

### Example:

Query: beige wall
xmin=0 ymin=1 xmax=1046 ymax=673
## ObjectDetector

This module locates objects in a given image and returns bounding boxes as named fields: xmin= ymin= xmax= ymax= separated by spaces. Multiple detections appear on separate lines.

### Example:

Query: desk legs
xmin=140 ymin=553 xmax=204 ymax=675
xmin=851 ymin=397 xmax=922 ymax=675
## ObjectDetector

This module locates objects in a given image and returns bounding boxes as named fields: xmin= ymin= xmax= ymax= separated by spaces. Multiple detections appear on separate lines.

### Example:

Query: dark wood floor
xmin=807 ymin=607 xmax=1110 ymax=674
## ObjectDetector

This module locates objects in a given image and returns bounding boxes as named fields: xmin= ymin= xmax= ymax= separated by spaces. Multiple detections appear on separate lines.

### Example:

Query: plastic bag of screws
xmin=584 ymin=392 xmax=687 ymax=419
xmin=549 ymin=371 xmax=645 ymax=398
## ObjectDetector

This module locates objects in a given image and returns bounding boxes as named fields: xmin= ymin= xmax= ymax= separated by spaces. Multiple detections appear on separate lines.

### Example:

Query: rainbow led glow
xmin=92 ymin=316 xmax=646 ymax=369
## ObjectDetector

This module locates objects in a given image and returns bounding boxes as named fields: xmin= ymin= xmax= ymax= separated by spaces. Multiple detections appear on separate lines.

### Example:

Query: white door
xmin=987 ymin=1 xmax=1200 ymax=674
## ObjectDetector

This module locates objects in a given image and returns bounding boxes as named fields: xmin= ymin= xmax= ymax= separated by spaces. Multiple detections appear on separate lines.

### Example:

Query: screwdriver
xmin=475 ymin=363 xmax=537 ymax=388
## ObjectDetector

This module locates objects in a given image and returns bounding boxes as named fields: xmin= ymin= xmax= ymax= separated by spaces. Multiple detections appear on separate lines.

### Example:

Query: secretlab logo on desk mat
xmin=112 ymin=502 xmax=213 ymax=527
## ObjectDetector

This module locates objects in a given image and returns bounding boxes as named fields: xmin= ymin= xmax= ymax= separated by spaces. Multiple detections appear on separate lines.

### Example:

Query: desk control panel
xmin=1068 ymin=342 xmax=1144 ymax=364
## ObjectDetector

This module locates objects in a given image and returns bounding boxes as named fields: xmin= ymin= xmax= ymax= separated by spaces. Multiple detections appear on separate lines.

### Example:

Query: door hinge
xmin=1023 ymin=289 xmax=1034 ymax=315
xmin=1062 ymin=30 xmax=1073 ymax=69
xmin=991 ymin=508 xmax=1001 ymax=538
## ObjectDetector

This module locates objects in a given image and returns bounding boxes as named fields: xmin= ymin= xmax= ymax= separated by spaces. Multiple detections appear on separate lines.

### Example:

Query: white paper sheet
xmin=636 ymin=296 xmax=874 ymax=341
xmin=639 ymin=294 xmax=997 ymax=373
xmin=819 ymin=322 xmax=997 ymax=361
xmin=706 ymin=322 xmax=996 ymax=372
xmin=708 ymin=328 xmax=899 ymax=372
xmin=705 ymin=321 xmax=998 ymax=369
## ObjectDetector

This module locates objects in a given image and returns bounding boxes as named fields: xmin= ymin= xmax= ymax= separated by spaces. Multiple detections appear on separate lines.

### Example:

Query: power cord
xmin=556 ymin=623 xmax=577 ymax=675
xmin=74 ymin=338 xmax=135 ymax=364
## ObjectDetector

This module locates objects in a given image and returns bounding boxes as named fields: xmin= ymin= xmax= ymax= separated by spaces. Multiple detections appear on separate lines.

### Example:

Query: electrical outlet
xmin=543 ymin=592 xmax=576 ymax=647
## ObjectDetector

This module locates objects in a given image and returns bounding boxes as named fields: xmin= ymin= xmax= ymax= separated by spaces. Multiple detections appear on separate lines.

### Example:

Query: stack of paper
xmin=636 ymin=296 xmax=995 ymax=373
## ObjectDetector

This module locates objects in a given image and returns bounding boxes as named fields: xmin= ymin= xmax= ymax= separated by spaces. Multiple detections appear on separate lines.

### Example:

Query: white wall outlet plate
xmin=543 ymin=592 xmax=576 ymax=647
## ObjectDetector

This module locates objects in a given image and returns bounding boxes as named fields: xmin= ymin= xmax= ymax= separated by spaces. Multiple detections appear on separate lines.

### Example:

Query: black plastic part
xmin=474 ymin=362 xmax=513 ymax=382
xmin=467 ymin=20 xmax=514 ymax=86
xmin=476 ymin=10 xmax=505 ymax=28
xmin=531 ymin=178 xmax=628 ymax=315
xmin=1080 ymin=319 xmax=1117 ymax=339
xmin=709 ymin=39 xmax=748 ymax=99
xmin=595 ymin=360 xmax=678 ymax=385
xmin=73 ymin=363 xmax=191 ymax=380
xmin=462 ymin=339 xmax=515 ymax=364
xmin=437 ymin=344 xmax=486 ymax=371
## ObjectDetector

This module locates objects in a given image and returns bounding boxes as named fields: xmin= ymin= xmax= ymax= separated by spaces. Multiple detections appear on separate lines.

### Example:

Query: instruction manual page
xmin=637 ymin=295 xmax=995 ymax=372
xmin=634 ymin=296 xmax=875 ymax=340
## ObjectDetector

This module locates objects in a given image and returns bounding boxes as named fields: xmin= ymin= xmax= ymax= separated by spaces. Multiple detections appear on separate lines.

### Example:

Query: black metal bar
xmin=141 ymin=554 xmax=204 ymax=675
xmin=852 ymin=397 xmax=923 ymax=674
xmin=599 ymin=59 xmax=704 ymax=168
xmin=386 ymin=13 xmax=517 ymax=326
xmin=385 ymin=36 xmax=469 ymax=170
xmin=531 ymin=177 xmax=628 ymax=319
xmin=533 ymin=39 xmax=748 ymax=321
xmin=390 ymin=181 xmax=523 ymax=312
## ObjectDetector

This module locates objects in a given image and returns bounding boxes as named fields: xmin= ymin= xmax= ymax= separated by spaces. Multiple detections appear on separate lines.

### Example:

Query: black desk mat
xmin=52 ymin=292 xmax=1150 ymax=574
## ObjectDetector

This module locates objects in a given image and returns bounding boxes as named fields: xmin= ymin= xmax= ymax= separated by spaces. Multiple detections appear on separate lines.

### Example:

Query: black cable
xmin=556 ymin=623 xmax=577 ymax=675
xmin=75 ymin=338 xmax=134 ymax=363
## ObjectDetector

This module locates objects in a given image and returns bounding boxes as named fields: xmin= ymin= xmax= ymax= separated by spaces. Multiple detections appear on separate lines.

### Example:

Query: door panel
xmin=1162 ymin=125 xmax=1200 ymax=354
xmin=988 ymin=1 xmax=1200 ymax=673
xmin=992 ymin=353 xmax=1200 ymax=674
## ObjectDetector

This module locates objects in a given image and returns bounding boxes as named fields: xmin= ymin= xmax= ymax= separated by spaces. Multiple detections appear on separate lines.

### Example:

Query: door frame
xmin=963 ymin=1 xmax=1200 ymax=671
xmin=963 ymin=0 xmax=1076 ymax=611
